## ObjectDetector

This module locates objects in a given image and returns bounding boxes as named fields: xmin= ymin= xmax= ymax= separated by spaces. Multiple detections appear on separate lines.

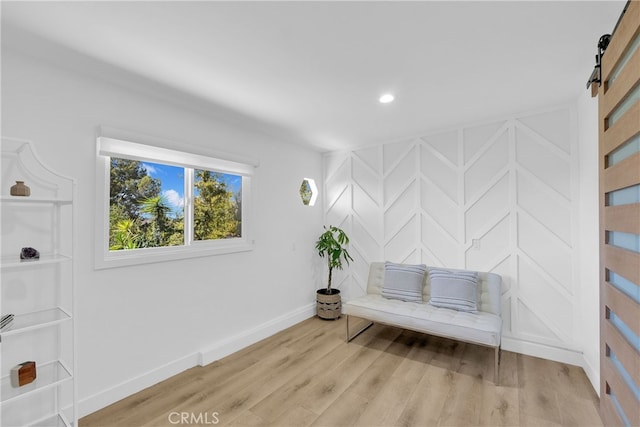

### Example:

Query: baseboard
xmin=78 ymin=352 xmax=200 ymax=419
xmin=502 ymin=337 xmax=601 ymax=396
xmin=501 ymin=336 xmax=585 ymax=366
xmin=198 ymin=302 xmax=316 ymax=366
xmin=78 ymin=302 xmax=316 ymax=419
xmin=581 ymin=354 xmax=601 ymax=397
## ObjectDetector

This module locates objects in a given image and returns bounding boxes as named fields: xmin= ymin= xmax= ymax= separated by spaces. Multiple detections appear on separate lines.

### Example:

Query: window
xmin=193 ymin=168 xmax=242 ymax=241
xmin=95 ymin=134 xmax=257 ymax=269
xmin=109 ymin=158 xmax=185 ymax=250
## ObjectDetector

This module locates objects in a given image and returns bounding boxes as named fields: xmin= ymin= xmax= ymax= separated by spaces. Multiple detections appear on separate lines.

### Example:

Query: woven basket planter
xmin=316 ymin=289 xmax=341 ymax=320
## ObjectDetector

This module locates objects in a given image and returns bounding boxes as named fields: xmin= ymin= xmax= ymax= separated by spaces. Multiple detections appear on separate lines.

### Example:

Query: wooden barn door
xmin=597 ymin=1 xmax=640 ymax=425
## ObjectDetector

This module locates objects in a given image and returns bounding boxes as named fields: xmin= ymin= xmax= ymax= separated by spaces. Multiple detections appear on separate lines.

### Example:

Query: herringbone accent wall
xmin=324 ymin=106 xmax=580 ymax=353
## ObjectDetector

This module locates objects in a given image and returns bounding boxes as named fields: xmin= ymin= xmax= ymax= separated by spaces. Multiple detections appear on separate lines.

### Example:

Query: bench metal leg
xmin=346 ymin=315 xmax=374 ymax=342
xmin=494 ymin=346 xmax=501 ymax=384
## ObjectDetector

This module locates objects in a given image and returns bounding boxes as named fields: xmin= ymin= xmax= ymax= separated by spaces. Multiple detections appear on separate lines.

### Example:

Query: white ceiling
xmin=1 ymin=1 xmax=624 ymax=152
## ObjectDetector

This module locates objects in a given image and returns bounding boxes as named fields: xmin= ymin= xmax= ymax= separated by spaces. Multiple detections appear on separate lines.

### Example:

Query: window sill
xmin=94 ymin=240 xmax=253 ymax=270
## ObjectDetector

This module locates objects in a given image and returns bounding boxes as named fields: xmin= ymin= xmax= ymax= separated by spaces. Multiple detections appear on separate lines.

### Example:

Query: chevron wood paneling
xmin=323 ymin=106 xmax=578 ymax=352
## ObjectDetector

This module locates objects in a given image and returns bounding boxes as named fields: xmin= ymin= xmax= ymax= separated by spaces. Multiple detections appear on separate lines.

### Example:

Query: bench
xmin=342 ymin=262 xmax=503 ymax=383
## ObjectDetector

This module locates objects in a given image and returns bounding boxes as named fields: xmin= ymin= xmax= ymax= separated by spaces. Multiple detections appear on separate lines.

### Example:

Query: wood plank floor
xmin=80 ymin=316 xmax=602 ymax=427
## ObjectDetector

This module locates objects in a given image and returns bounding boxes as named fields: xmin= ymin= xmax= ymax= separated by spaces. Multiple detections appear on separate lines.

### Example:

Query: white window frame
xmin=94 ymin=131 xmax=257 ymax=269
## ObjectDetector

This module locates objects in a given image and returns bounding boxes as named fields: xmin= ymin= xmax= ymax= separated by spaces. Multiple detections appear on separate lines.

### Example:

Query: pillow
xmin=381 ymin=262 xmax=427 ymax=302
xmin=428 ymin=268 xmax=479 ymax=312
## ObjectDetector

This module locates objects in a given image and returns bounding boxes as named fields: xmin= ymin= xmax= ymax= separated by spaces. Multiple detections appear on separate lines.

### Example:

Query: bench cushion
xmin=345 ymin=262 xmax=503 ymax=348
xmin=343 ymin=294 xmax=502 ymax=347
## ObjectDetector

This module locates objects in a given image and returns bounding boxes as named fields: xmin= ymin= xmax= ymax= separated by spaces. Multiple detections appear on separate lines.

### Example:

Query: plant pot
xmin=316 ymin=288 xmax=341 ymax=320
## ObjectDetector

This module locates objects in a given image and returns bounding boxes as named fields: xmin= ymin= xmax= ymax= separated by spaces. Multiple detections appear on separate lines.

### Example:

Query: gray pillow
xmin=429 ymin=268 xmax=479 ymax=312
xmin=381 ymin=262 xmax=427 ymax=302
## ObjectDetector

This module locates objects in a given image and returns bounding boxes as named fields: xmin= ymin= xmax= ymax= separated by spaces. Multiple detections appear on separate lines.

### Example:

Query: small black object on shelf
xmin=20 ymin=247 xmax=40 ymax=261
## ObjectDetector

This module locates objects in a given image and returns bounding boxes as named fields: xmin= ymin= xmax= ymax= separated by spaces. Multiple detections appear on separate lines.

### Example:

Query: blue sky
xmin=142 ymin=162 xmax=241 ymax=213
xmin=142 ymin=162 xmax=184 ymax=213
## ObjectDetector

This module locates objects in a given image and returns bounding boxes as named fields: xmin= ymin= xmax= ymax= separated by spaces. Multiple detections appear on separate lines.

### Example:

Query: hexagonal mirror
xmin=299 ymin=178 xmax=318 ymax=206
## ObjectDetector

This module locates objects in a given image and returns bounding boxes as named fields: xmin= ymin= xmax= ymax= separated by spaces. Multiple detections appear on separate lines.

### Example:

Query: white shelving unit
xmin=1 ymin=138 xmax=76 ymax=426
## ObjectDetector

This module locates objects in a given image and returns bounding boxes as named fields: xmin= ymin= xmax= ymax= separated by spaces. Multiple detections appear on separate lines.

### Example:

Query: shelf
xmin=0 ymin=254 xmax=72 ymax=269
xmin=0 ymin=308 xmax=72 ymax=337
xmin=1 ymin=360 xmax=72 ymax=404
xmin=2 ymin=138 xmax=76 ymax=425
xmin=1 ymin=196 xmax=72 ymax=205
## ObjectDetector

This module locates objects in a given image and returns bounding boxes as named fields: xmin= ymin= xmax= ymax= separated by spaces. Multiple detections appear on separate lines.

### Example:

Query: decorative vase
xmin=316 ymin=288 xmax=341 ymax=320
xmin=10 ymin=181 xmax=30 ymax=197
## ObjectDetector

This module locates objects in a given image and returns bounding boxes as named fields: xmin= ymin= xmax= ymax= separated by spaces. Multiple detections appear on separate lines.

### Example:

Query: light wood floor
xmin=80 ymin=316 xmax=602 ymax=427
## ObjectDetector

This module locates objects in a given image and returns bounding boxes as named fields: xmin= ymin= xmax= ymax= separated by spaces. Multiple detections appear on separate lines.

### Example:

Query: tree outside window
xmin=194 ymin=169 xmax=241 ymax=240
xmin=108 ymin=158 xmax=242 ymax=251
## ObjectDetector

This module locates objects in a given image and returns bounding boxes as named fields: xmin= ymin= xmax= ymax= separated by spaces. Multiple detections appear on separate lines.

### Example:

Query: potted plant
xmin=315 ymin=225 xmax=353 ymax=319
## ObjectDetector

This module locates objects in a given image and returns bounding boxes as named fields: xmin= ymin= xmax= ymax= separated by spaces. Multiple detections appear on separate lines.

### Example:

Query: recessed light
xmin=379 ymin=94 xmax=395 ymax=104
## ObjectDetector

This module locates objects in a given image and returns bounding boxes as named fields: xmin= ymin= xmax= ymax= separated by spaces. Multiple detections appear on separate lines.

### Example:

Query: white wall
xmin=1 ymin=48 xmax=325 ymax=417
xmin=324 ymin=102 xmax=601 ymax=390
xmin=576 ymin=89 xmax=601 ymax=394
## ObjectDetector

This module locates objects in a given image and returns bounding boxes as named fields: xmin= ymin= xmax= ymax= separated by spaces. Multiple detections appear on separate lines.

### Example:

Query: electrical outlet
xmin=472 ymin=239 xmax=481 ymax=250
